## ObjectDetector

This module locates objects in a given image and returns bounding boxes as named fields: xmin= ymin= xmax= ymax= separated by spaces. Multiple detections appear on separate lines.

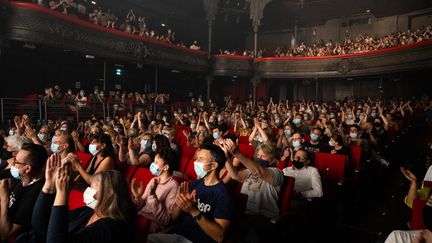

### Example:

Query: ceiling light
xmin=161 ymin=23 xmax=166 ymax=27
xmin=366 ymin=9 xmax=370 ymax=13
xmin=85 ymin=54 xmax=95 ymax=59
xmin=91 ymin=1 xmax=96 ymax=5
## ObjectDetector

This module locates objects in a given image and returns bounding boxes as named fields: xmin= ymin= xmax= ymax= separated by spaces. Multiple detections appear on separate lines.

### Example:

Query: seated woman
xmin=128 ymin=133 xmax=154 ymax=167
xmin=221 ymin=140 xmax=284 ymax=243
xmin=23 ymin=157 xmax=136 ymax=243
xmin=130 ymin=148 xmax=179 ymax=232
xmin=71 ymin=133 xmax=116 ymax=188
xmin=328 ymin=134 xmax=349 ymax=155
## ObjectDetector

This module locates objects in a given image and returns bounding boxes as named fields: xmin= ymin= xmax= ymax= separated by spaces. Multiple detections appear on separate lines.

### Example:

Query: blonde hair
xmin=256 ymin=143 xmax=278 ymax=165
xmin=5 ymin=135 xmax=32 ymax=151
xmin=93 ymin=170 xmax=136 ymax=223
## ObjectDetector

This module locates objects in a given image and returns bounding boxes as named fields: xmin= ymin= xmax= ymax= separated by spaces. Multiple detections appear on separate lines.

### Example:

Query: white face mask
xmin=89 ymin=144 xmax=99 ymax=156
xmin=292 ymin=140 xmax=301 ymax=148
xmin=83 ymin=187 xmax=98 ymax=209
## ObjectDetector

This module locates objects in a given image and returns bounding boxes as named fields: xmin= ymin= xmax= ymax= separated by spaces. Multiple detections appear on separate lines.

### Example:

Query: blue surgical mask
xmin=194 ymin=161 xmax=212 ymax=179
xmin=9 ymin=130 xmax=15 ymax=136
xmin=349 ymin=132 xmax=358 ymax=139
xmin=51 ymin=143 xmax=61 ymax=154
xmin=10 ymin=165 xmax=22 ymax=179
xmin=310 ymin=134 xmax=319 ymax=141
xmin=89 ymin=144 xmax=99 ymax=155
xmin=213 ymin=132 xmax=219 ymax=140
xmin=284 ymin=130 xmax=291 ymax=136
xmin=293 ymin=119 xmax=301 ymax=125
xmin=140 ymin=139 xmax=148 ymax=149
xmin=150 ymin=163 xmax=161 ymax=176
xmin=190 ymin=124 xmax=196 ymax=129
xmin=152 ymin=143 xmax=157 ymax=152
xmin=330 ymin=114 xmax=335 ymax=119
xmin=60 ymin=127 xmax=67 ymax=131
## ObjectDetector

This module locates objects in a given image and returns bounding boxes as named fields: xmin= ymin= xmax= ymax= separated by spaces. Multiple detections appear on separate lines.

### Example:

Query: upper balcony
xmin=212 ymin=54 xmax=254 ymax=77
xmin=1 ymin=1 xmax=431 ymax=78
xmin=255 ymin=40 xmax=432 ymax=79
xmin=0 ymin=1 xmax=209 ymax=72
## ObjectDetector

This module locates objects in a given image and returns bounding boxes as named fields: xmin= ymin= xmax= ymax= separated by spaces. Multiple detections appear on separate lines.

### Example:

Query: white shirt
xmin=283 ymin=166 xmax=323 ymax=199
xmin=240 ymin=167 xmax=284 ymax=221
xmin=423 ymin=165 xmax=432 ymax=186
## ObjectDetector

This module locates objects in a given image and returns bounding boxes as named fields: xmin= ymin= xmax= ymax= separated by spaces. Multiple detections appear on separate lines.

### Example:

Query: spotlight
xmin=91 ymin=1 xmax=96 ymax=4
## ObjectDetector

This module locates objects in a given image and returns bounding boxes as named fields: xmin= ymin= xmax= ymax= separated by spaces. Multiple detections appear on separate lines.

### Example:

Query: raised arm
xmin=225 ymin=139 xmax=275 ymax=185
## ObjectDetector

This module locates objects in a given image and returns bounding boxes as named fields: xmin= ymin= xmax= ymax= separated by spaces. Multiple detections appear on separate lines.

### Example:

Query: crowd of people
xmin=270 ymin=25 xmax=432 ymax=58
xmin=31 ymin=0 xmax=201 ymax=50
xmin=217 ymin=25 xmax=432 ymax=58
xmin=1 ymin=87 xmax=432 ymax=242
xmin=40 ymin=85 xmax=171 ymax=116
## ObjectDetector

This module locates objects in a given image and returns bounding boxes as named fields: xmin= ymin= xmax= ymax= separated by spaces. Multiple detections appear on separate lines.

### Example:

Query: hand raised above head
xmin=400 ymin=167 xmax=417 ymax=183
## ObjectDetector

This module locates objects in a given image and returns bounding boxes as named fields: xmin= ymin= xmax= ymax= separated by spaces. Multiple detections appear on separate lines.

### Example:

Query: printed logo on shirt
xmin=9 ymin=192 xmax=16 ymax=208
xmin=197 ymin=198 xmax=211 ymax=213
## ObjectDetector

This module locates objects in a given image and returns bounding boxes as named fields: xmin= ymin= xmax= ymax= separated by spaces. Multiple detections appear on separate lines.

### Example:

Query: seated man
xmin=147 ymin=144 xmax=233 ymax=243
xmin=303 ymin=127 xmax=328 ymax=153
xmin=282 ymin=150 xmax=323 ymax=199
xmin=0 ymin=143 xmax=47 ymax=240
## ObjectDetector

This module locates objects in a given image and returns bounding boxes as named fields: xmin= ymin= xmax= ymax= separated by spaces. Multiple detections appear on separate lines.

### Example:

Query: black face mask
xmin=254 ymin=156 xmax=269 ymax=167
xmin=292 ymin=160 xmax=305 ymax=169
xmin=374 ymin=122 xmax=381 ymax=127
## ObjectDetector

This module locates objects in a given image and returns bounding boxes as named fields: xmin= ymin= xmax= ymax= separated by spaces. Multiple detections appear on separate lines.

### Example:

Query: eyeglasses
xmin=12 ymin=158 xmax=26 ymax=166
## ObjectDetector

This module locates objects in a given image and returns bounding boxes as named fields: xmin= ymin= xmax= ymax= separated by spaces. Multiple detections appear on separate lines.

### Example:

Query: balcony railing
xmin=0 ymin=98 xmax=173 ymax=124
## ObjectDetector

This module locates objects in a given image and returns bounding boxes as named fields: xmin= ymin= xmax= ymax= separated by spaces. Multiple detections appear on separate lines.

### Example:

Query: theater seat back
xmin=279 ymin=176 xmax=295 ymax=215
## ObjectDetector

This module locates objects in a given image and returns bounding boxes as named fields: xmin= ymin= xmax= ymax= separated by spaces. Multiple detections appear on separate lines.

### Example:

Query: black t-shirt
xmin=9 ymin=178 xmax=44 ymax=232
xmin=333 ymin=146 xmax=349 ymax=155
xmin=303 ymin=141 xmax=328 ymax=153
xmin=175 ymin=180 xmax=234 ymax=243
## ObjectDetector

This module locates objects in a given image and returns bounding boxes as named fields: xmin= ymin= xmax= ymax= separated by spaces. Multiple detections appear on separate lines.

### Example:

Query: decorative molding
xmin=1 ymin=2 xmax=431 ymax=78
xmin=1 ymin=3 xmax=208 ymax=72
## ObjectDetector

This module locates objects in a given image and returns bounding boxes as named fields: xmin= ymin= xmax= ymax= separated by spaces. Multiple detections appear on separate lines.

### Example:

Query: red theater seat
xmin=75 ymin=151 xmax=93 ymax=170
xmin=411 ymin=198 xmax=427 ymax=230
xmin=184 ymin=158 xmax=197 ymax=180
xmin=131 ymin=167 xmax=156 ymax=190
xmin=238 ymin=136 xmax=249 ymax=145
xmin=238 ymin=144 xmax=255 ymax=159
xmin=349 ymin=145 xmax=362 ymax=172
xmin=314 ymin=152 xmax=347 ymax=186
xmin=279 ymin=176 xmax=296 ymax=215
xmin=134 ymin=215 xmax=151 ymax=243
xmin=181 ymin=146 xmax=198 ymax=160
xmin=68 ymin=189 xmax=86 ymax=211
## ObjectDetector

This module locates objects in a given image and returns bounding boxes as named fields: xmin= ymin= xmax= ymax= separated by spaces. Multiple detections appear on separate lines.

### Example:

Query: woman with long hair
xmin=71 ymin=133 xmax=116 ymax=187
xmin=21 ymin=155 xmax=136 ymax=243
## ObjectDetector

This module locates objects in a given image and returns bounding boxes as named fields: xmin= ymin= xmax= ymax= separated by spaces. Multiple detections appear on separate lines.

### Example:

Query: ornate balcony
xmin=255 ymin=40 xmax=432 ymax=79
xmin=1 ymin=1 xmax=431 ymax=78
xmin=0 ymin=1 xmax=209 ymax=72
